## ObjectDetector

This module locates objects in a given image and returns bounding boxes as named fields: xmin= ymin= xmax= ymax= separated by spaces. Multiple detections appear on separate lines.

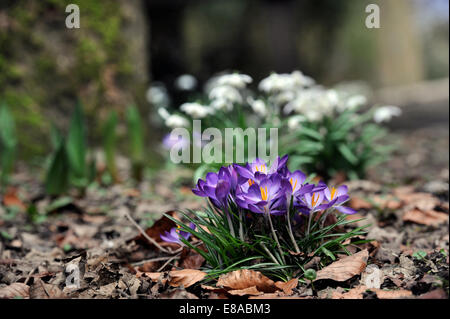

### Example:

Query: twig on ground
xmin=157 ymin=254 xmax=181 ymax=272
xmin=132 ymin=256 xmax=179 ymax=266
xmin=24 ymin=266 xmax=37 ymax=285
xmin=123 ymin=209 xmax=178 ymax=254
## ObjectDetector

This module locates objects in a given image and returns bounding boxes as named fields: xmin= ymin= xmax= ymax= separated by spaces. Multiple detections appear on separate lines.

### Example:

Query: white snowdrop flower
xmin=216 ymin=73 xmax=252 ymax=89
xmin=373 ymin=106 xmax=402 ymax=123
xmin=247 ymin=98 xmax=267 ymax=117
xmin=180 ymin=102 xmax=213 ymax=119
xmin=258 ymin=73 xmax=290 ymax=93
xmin=345 ymin=95 xmax=367 ymax=110
xmin=175 ymin=74 xmax=197 ymax=91
xmin=304 ymin=109 xmax=324 ymax=122
xmin=287 ymin=115 xmax=306 ymax=130
xmin=290 ymin=70 xmax=315 ymax=87
xmin=146 ymin=85 xmax=169 ymax=107
xmin=273 ymin=90 xmax=296 ymax=105
xmin=165 ymin=114 xmax=189 ymax=128
xmin=259 ymin=71 xmax=314 ymax=93
xmin=211 ymin=98 xmax=233 ymax=112
xmin=326 ymin=89 xmax=339 ymax=107
xmin=157 ymin=107 xmax=170 ymax=120
xmin=284 ymin=88 xmax=329 ymax=121
xmin=284 ymin=94 xmax=307 ymax=114
xmin=209 ymin=85 xmax=242 ymax=104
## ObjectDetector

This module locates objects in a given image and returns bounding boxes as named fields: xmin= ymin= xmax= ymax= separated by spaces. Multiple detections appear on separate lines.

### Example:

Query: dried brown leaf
xmin=169 ymin=269 xmax=207 ymax=288
xmin=274 ymin=278 xmax=298 ymax=295
xmin=217 ymin=269 xmax=277 ymax=293
xmin=375 ymin=289 xmax=412 ymax=299
xmin=30 ymin=279 xmax=66 ymax=299
xmin=228 ymin=286 xmax=263 ymax=296
xmin=315 ymin=250 xmax=369 ymax=282
xmin=418 ymin=289 xmax=448 ymax=299
xmin=332 ymin=285 xmax=412 ymax=299
xmin=0 ymin=283 xmax=30 ymax=299
xmin=403 ymin=209 xmax=448 ymax=226
xmin=350 ymin=197 xmax=372 ymax=210
xmin=2 ymin=187 xmax=26 ymax=211
xmin=141 ymin=269 xmax=206 ymax=288
xmin=201 ymin=284 xmax=228 ymax=293
xmin=161 ymin=289 xmax=199 ymax=299
xmin=179 ymin=248 xmax=205 ymax=270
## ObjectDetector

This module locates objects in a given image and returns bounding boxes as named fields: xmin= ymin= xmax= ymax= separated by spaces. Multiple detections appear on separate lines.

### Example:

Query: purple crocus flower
xmin=160 ymin=222 xmax=196 ymax=245
xmin=269 ymin=155 xmax=289 ymax=176
xmin=191 ymin=155 xmax=358 ymax=220
xmin=323 ymin=184 xmax=357 ymax=215
xmin=192 ymin=166 xmax=232 ymax=208
xmin=234 ymin=158 xmax=268 ymax=180
xmin=285 ymin=170 xmax=314 ymax=197
xmin=295 ymin=189 xmax=328 ymax=215
xmin=236 ymin=174 xmax=288 ymax=215
xmin=234 ymin=155 xmax=289 ymax=180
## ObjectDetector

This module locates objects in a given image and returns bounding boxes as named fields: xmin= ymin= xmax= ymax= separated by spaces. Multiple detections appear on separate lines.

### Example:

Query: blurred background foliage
xmin=0 ymin=0 xmax=448 ymax=167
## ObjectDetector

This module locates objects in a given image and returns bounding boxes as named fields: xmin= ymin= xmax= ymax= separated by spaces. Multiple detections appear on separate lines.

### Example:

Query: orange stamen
xmin=311 ymin=193 xmax=319 ymax=207
xmin=290 ymin=178 xmax=298 ymax=191
xmin=260 ymin=186 xmax=268 ymax=201
xmin=248 ymin=179 xmax=254 ymax=186
xmin=330 ymin=187 xmax=337 ymax=200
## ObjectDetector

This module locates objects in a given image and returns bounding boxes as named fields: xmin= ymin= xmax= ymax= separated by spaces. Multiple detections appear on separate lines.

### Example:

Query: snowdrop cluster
xmin=153 ymin=70 xmax=400 ymax=179
xmin=153 ymin=70 xmax=400 ymax=129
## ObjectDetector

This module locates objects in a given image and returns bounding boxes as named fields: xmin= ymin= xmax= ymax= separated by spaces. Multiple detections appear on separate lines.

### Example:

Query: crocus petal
xmin=179 ymin=230 xmax=192 ymax=240
xmin=334 ymin=194 xmax=350 ymax=205
xmin=248 ymin=204 xmax=264 ymax=214
xmin=324 ymin=187 xmax=332 ymax=201
xmin=304 ymin=192 xmax=312 ymax=207
xmin=291 ymin=170 xmax=306 ymax=185
xmin=296 ymin=183 xmax=314 ymax=196
xmin=314 ymin=181 xmax=327 ymax=192
xmin=336 ymin=206 xmax=357 ymax=215
xmin=336 ymin=185 xmax=348 ymax=197
xmin=233 ymin=164 xmax=253 ymax=179
xmin=215 ymin=180 xmax=230 ymax=202
xmin=192 ymin=187 xmax=206 ymax=197
xmin=206 ymin=172 xmax=218 ymax=185
xmin=160 ymin=230 xmax=179 ymax=244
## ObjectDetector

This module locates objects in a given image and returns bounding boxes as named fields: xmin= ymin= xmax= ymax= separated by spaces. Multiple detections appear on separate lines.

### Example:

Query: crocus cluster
xmin=192 ymin=155 xmax=356 ymax=218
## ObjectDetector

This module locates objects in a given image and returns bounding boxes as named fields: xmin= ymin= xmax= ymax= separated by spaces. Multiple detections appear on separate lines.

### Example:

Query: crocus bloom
xmin=160 ymin=222 xmax=196 ymax=245
xmin=323 ymin=184 xmax=356 ymax=215
xmin=295 ymin=190 xmax=327 ymax=215
xmin=192 ymin=167 xmax=232 ymax=208
xmin=234 ymin=155 xmax=288 ymax=181
xmin=285 ymin=170 xmax=314 ymax=197
xmin=236 ymin=174 xmax=287 ymax=215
